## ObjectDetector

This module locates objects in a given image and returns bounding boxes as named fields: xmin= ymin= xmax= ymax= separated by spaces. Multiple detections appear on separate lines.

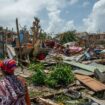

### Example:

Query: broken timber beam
xmin=75 ymin=74 xmax=105 ymax=92
xmin=34 ymin=97 xmax=60 ymax=105
xmin=30 ymin=85 xmax=85 ymax=102
xmin=82 ymin=92 xmax=105 ymax=105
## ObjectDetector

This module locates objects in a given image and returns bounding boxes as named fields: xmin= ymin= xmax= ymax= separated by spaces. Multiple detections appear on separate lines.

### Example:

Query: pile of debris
xmin=0 ymin=18 xmax=105 ymax=105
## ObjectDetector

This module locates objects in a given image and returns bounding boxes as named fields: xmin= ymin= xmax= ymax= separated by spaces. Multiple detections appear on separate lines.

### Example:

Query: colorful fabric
xmin=1 ymin=59 xmax=16 ymax=74
xmin=69 ymin=46 xmax=82 ymax=53
xmin=37 ymin=52 xmax=46 ymax=60
xmin=0 ymin=75 xmax=26 ymax=105
xmin=46 ymin=40 xmax=55 ymax=48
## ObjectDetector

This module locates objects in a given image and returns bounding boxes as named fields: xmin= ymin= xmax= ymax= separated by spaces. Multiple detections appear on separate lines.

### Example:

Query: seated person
xmin=0 ymin=59 xmax=31 ymax=105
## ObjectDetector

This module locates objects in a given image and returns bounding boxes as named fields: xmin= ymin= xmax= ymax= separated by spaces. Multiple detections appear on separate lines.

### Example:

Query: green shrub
xmin=28 ymin=63 xmax=44 ymax=71
xmin=45 ymin=64 xmax=75 ymax=88
xmin=32 ymin=69 xmax=46 ymax=85
xmin=51 ymin=64 xmax=74 ymax=86
xmin=28 ymin=62 xmax=75 ymax=88
xmin=28 ymin=63 xmax=45 ymax=85
xmin=45 ymin=76 xmax=57 ymax=88
xmin=56 ymin=30 xmax=77 ymax=44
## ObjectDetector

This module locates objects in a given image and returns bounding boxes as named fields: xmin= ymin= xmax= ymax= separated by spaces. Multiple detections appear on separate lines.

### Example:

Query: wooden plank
xmin=35 ymin=98 xmax=60 ymax=105
xmin=75 ymin=74 xmax=105 ymax=92
xmin=64 ymin=61 xmax=105 ymax=72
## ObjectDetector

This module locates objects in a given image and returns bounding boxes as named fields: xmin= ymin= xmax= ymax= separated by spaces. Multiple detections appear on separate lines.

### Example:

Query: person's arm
xmin=18 ymin=76 xmax=31 ymax=105
xmin=25 ymin=85 xmax=31 ymax=105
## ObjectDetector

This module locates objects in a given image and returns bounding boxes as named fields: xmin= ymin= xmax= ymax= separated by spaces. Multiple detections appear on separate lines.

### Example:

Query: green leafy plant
xmin=32 ymin=69 xmax=46 ymax=85
xmin=45 ymin=76 xmax=57 ymax=88
xmin=28 ymin=63 xmax=44 ymax=71
xmin=45 ymin=64 xmax=75 ymax=88
xmin=51 ymin=64 xmax=75 ymax=86
xmin=28 ymin=62 xmax=45 ymax=85
xmin=28 ymin=62 xmax=74 ymax=88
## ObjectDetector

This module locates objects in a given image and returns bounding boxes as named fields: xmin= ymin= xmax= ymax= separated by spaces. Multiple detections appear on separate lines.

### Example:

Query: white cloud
xmin=0 ymin=0 xmax=78 ymax=33
xmin=45 ymin=0 xmax=63 ymax=33
xmin=83 ymin=0 xmax=105 ymax=32
xmin=45 ymin=0 xmax=77 ymax=33
xmin=63 ymin=20 xmax=76 ymax=32
xmin=0 ymin=0 xmax=45 ymax=29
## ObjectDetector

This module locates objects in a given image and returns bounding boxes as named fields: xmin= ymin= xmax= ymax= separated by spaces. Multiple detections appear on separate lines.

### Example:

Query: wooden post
xmin=2 ymin=31 xmax=5 ymax=58
xmin=2 ymin=28 xmax=7 ymax=58
xmin=5 ymin=27 xmax=8 ymax=57
xmin=12 ymin=28 xmax=14 ymax=41
xmin=32 ymin=25 xmax=35 ymax=47
xmin=16 ymin=18 xmax=22 ymax=59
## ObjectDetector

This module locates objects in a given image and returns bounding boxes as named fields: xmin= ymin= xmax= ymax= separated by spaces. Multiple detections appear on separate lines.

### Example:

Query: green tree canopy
xmin=56 ymin=30 xmax=77 ymax=44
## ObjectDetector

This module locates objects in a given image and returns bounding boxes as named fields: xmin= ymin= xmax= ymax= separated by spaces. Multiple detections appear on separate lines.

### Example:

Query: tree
xmin=56 ymin=30 xmax=77 ymax=44
xmin=39 ymin=32 xmax=47 ymax=40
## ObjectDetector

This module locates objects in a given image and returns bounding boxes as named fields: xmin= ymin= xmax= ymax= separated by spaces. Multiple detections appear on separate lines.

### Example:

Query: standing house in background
xmin=88 ymin=33 xmax=105 ymax=45
xmin=76 ymin=32 xmax=105 ymax=47
xmin=0 ymin=27 xmax=17 ymax=58
xmin=0 ymin=28 xmax=4 ymax=58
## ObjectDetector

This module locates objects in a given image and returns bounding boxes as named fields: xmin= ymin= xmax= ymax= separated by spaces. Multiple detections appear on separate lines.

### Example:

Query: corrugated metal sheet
xmin=75 ymin=74 xmax=105 ymax=92
xmin=64 ymin=61 xmax=105 ymax=72
xmin=73 ymin=69 xmax=93 ymax=76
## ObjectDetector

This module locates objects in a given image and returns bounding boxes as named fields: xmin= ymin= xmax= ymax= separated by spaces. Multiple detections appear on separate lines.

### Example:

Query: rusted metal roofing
xmin=75 ymin=74 xmax=105 ymax=92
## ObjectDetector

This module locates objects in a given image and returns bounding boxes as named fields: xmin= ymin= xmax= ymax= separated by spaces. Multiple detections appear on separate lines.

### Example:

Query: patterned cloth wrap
xmin=0 ymin=59 xmax=26 ymax=105
xmin=1 ymin=59 xmax=16 ymax=74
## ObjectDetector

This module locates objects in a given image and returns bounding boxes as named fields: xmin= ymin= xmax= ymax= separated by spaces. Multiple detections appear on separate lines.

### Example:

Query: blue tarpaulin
xmin=19 ymin=32 xmax=24 ymax=43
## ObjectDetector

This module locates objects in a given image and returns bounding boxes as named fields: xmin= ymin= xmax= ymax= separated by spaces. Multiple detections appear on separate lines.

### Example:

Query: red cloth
xmin=0 ymin=59 xmax=16 ymax=74
xmin=37 ymin=53 xmax=46 ymax=60
xmin=0 ymin=60 xmax=2 ymax=67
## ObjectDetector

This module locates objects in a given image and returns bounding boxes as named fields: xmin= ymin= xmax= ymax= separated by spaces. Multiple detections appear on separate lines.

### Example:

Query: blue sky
xmin=60 ymin=0 xmax=96 ymax=25
xmin=37 ymin=0 xmax=97 ymax=33
xmin=0 ymin=0 xmax=105 ymax=34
